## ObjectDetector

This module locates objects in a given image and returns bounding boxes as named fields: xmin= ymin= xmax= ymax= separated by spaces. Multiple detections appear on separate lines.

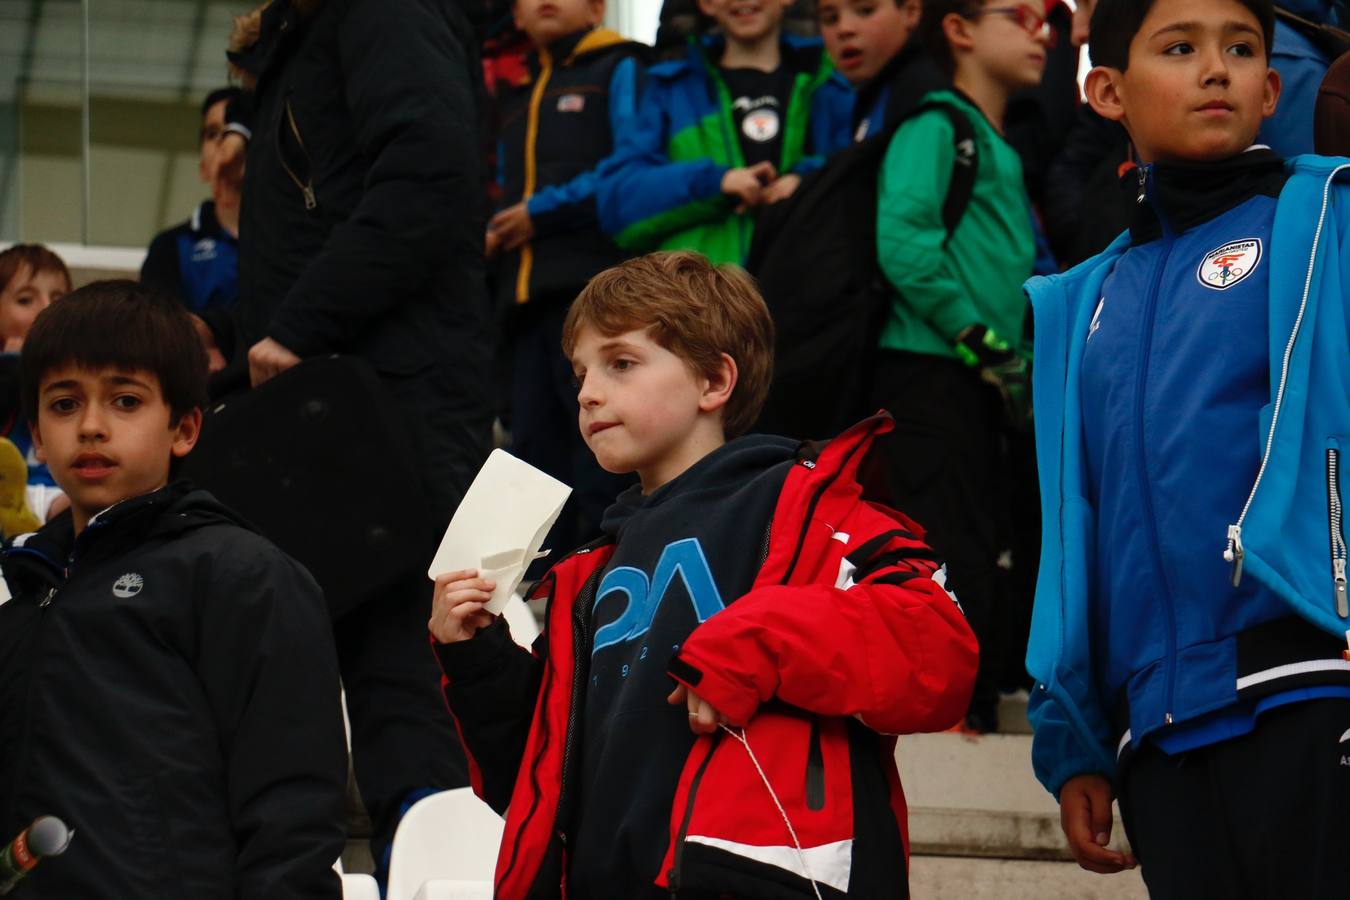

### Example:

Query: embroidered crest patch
xmin=1197 ymin=238 xmax=1261 ymax=291
xmin=557 ymin=94 xmax=585 ymax=113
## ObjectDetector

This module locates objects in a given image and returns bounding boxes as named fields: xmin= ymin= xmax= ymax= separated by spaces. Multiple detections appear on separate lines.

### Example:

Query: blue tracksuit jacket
xmin=1024 ymin=155 xmax=1350 ymax=797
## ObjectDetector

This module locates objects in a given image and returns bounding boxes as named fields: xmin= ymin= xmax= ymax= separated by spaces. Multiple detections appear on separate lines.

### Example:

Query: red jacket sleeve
xmin=667 ymin=502 xmax=978 ymax=735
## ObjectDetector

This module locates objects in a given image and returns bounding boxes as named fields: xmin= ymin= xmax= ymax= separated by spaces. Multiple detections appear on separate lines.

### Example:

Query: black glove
xmin=955 ymin=325 xmax=1032 ymax=429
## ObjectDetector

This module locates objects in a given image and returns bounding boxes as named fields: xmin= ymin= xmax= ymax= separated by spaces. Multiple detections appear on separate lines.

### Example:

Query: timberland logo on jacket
xmin=112 ymin=573 xmax=144 ymax=598
xmin=1197 ymin=238 xmax=1261 ymax=291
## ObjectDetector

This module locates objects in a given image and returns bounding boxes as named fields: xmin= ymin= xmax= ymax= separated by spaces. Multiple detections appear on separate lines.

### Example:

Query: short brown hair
xmin=562 ymin=252 xmax=775 ymax=438
xmin=0 ymin=244 xmax=72 ymax=296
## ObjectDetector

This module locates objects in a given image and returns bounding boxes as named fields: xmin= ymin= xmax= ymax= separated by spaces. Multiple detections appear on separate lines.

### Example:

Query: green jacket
xmin=876 ymin=91 xmax=1034 ymax=358
xmin=597 ymin=36 xmax=853 ymax=265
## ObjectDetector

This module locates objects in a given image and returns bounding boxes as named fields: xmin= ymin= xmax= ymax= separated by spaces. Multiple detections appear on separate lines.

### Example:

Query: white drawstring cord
xmin=718 ymin=723 xmax=824 ymax=900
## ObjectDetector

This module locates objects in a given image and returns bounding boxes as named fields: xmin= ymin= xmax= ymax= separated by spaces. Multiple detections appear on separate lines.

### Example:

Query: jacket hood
xmin=9 ymin=481 xmax=255 ymax=568
xmin=228 ymin=0 xmax=325 ymax=88
xmin=600 ymin=434 xmax=799 ymax=539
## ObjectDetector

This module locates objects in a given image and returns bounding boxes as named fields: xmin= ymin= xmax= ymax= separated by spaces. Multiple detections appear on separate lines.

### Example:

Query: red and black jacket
xmin=436 ymin=416 xmax=978 ymax=897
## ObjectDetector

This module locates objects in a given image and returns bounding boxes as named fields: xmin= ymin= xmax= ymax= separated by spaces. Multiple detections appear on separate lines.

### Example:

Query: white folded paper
xmin=427 ymin=449 xmax=572 ymax=614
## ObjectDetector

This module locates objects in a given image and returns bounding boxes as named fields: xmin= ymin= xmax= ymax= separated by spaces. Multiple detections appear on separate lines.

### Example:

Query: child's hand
xmin=486 ymin=203 xmax=535 ymax=256
xmin=721 ymin=161 xmax=777 ymax=212
xmin=762 ymin=173 xmax=802 ymax=205
xmin=1058 ymin=774 xmax=1137 ymax=874
xmin=667 ymin=683 xmax=729 ymax=735
xmin=429 ymin=569 xmax=497 ymax=644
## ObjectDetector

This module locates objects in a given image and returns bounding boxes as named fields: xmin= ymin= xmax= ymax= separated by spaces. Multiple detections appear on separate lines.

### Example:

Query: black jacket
xmin=495 ymin=27 xmax=647 ymax=308
xmin=228 ymin=0 xmax=494 ymax=380
xmin=0 ymin=483 xmax=347 ymax=899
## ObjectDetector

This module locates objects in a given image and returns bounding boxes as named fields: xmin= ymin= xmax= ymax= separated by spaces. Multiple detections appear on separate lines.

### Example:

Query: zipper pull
xmin=1136 ymin=166 xmax=1148 ymax=205
xmin=301 ymin=184 xmax=317 ymax=210
xmin=1335 ymin=558 xmax=1348 ymax=618
xmin=39 ymin=587 xmax=56 ymax=607
xmin=1223 ymin=524 xmax=1244 ymax=587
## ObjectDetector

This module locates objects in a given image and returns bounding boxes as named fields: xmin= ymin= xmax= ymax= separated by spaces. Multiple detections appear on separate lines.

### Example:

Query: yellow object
xmin=0 ymin=437 xmax=41 ymax=539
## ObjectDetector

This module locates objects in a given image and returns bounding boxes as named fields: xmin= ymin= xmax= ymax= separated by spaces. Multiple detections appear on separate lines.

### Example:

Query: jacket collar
xmin=538 ymin=26 xmax=629 ymax=66
xmin=849 ymin=42 xmax=946 ymax=136
xmin=1126 ymin=147 xmax=1287 ymax=243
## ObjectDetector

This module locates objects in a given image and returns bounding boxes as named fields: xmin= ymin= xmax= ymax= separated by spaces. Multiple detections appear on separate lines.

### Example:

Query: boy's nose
xmin=1199 ymin=46 xmax=1232 ymax=86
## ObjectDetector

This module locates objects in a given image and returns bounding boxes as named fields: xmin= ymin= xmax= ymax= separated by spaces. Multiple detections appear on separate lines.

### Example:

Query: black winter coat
xmin=0 ymin=484 xmax=347 ymax=899
xmin=228 ymin=0 xmax=495 ymax=381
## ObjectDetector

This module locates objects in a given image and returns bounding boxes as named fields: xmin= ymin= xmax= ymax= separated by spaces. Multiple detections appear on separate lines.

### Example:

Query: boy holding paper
xmin=430 ymin=251 xmax=978 ymax=899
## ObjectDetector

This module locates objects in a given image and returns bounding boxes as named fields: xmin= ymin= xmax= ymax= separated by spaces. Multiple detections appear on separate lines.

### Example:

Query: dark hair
xmin=21 ymin=280 xmax=208 ymax=425
xmin=200 ymin=86 xmax=241 ymax=120
xmin=920 ymin=0 xmax=987 ymax=77
xmin=1089 ymin=0 xmax=1275 ymax=69
xmin=0 ymin=244 xmax=72 ymax=296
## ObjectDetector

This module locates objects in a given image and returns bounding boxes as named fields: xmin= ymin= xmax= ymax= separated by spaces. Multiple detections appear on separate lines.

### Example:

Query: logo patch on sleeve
xmin=1197 ymin=238 xmax=1261 ymax=291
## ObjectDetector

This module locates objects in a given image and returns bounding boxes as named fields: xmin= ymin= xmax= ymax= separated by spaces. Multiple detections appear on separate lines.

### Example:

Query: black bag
xmin=181 ymin=355 xmax=435 ymax=619
xmin=747 ymin=101 xmax=978 ymax=440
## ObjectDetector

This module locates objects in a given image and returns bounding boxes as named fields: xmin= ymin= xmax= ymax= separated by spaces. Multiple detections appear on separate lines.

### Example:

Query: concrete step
xmin=909 ymin=856 xmax=1147 ymax=899
xmin=896 ymin=732 xmax=1131 ymax=862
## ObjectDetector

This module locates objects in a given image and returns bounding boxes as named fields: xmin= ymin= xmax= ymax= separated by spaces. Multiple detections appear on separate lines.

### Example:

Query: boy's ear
xmin=588 ymin=0 xmax=605 ymax=25
xmin=696 ymin=0 xmax=718 ymax=19
xmin=900 ymin=0 xmax=920 ymax=29
xmin=1084 ymin=66 xmax=1127 ymax=124
xmin=512 ymin=0 xmax=524 ymax=32
xmin=698 ymin=353 xmax=738 ymax=415
xmin=170 ymin=407 xmax=203 ymax=459
xmin=941 ymin=11 xmax=977 ymax=56
xmin=30 ymin=421 xmax=46 ymax=465
xmin=1261 ymin=65 xmax=1282 ymax=121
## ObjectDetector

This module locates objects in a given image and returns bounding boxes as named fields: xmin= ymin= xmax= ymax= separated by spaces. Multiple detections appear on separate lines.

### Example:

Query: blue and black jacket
xmin=496 ymin=27 xmax=647 ymax=308
xmin=141 ymin=201 xmax=239 ymax=353
xmin=596 ymin=34 xmax=852 ymax=265
xmin=1025 ymin=154 xmax=1350 ymax=797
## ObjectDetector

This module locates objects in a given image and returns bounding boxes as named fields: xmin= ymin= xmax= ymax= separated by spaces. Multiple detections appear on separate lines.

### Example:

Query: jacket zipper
xmin=553 ymin=570 xmax=600 ymax=850
xmin=668 ymin=730 xmax=723 ymax=894
xmin=279 ymin=97 xmax=317 ymax=210
xmin=515 ymin=47 xmax=554 ymax=304
xmin=1328 ymin=447 xmax=1348 ymax=617
xmin=1134 ymin=164 xmax=1179 ymax=726
xmin=1224 ymin=163 xmax=1350 ymax=585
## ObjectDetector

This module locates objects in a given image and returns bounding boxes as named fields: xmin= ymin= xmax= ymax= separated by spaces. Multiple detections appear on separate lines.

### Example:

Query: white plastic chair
xmin=412 ymin=881 xmax=494 ymax=900
xmin=385 ymin=788 xmax=505 ymax=900
xmin=500 ymin=592 xmax=540 ymax=648
xmin=334 ymin=856 xmax=380 ymax=900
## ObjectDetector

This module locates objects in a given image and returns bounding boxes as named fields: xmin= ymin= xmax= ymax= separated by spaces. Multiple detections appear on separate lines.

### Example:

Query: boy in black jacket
xmin=491 ymin=0 xmax=648 ymax=550
xmin=0 ymin=281 xmax=347 ymax=899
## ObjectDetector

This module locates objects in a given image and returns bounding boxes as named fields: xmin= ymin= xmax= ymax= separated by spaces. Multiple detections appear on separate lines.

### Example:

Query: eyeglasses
xmin=971 ymin=6 xmax=1056 ymax=44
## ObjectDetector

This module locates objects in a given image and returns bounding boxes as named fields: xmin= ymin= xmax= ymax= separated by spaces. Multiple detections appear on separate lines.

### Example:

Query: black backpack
xmin=747 ymin=101 xmax=978 ymax=440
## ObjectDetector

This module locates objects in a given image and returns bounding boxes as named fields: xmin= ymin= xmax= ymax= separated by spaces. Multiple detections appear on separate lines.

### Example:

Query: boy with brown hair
xmin=430 ymin=251 xmax=978 ymax=899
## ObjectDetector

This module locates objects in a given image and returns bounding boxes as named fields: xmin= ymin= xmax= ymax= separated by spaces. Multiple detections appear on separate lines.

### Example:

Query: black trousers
xmin=1119 ymin=697 xmax=1350 ymax=899
xmin=871 ymin=351 xmax=1008 ymax=720
xmin=336 ymin=361 xmax=490 ymax=866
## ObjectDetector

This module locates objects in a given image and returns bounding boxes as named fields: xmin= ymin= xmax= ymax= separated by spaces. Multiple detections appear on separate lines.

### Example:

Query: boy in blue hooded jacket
xmin=1024 ymin=0 xmax=1350 ymax=894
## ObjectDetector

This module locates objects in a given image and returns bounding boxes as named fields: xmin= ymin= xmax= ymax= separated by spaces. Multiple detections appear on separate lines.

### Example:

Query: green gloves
xmin=955 ymin=325 xmax=1032 ymax=429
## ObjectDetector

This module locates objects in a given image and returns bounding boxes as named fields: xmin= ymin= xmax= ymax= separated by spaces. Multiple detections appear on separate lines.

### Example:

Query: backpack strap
xmin=1274 ymin=7 xmax=1350 ymax=60
xmin=932 ymin=104 xmax=978 ymax=244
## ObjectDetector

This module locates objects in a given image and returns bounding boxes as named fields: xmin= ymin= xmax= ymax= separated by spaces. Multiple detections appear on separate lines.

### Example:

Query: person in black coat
xmin=216 ymin=0 xmax=495 ymax=874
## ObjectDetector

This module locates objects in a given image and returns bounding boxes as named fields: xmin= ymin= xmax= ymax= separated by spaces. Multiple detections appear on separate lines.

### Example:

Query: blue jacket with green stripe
xmin=596 ymin=35 xmax=852 ymax=265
